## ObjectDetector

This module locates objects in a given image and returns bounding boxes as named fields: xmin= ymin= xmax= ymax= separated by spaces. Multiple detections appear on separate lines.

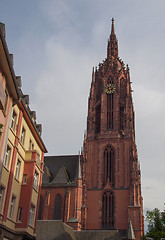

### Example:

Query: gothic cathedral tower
xmin=81 ymin=19 xmax=144 ymax=239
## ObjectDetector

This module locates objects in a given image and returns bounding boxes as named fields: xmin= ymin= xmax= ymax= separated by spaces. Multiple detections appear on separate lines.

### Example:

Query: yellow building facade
xmin=0 ymin=22 xmax=19 ymax=173
xmin=0 ymin=23 xmax=47 ymax=240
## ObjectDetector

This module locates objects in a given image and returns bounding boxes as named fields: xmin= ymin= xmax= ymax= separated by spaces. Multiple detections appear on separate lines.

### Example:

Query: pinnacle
xmin=107 ymin=18 xmax=118 ymax=58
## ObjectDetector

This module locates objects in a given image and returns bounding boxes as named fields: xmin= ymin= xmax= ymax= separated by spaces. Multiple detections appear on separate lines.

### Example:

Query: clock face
xmin=105 ymin=84 xmax=116 ymax=94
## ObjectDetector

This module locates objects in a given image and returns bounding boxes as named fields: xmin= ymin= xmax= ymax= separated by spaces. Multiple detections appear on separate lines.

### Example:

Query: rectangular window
xmin=37 ymin=153 xmax=40 ymax=160
xmin=17 ymin=207 xmax=22 ymax=222
xmin=29 ymin=204 xmax=35 ymax=226
xmin=4 ymin=145 xmax=11 ymax=168
xmin=22 ymin=174 xmax=27 ymax=184
xmin=9 ymin=195 xmax=16 ymax=219
xmin=20 ymin=127 xmax=25 ymax=145
xmin=29 ymin=139 xmax=32 ymax=150
xmin=0 ymin=185 xmax=5 ymax=212
xmin=15 ymin=159 xmax=21 ymax=180
xmin=33 ymin=171 xmax=39 ymax=190
xmin=11 ymin=110 xmax=17 ymax=131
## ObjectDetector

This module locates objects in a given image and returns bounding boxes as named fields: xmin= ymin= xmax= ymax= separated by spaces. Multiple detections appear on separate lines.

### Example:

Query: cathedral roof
xmin=42 ymin=155 xmax=81 ymax=186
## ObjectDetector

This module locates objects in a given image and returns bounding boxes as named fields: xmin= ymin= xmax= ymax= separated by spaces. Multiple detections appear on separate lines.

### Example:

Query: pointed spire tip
xmin=111 ymin=18 xmax=115 ymax=35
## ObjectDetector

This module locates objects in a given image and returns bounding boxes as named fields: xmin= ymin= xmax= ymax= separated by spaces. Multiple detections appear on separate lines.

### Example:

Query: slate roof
xmin=42 ymin=155 xmax=81 ymax=186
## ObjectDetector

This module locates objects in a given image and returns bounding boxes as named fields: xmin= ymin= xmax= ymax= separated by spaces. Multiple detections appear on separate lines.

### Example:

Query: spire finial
xmin=111 ymin=18 xmax=115 ymax=35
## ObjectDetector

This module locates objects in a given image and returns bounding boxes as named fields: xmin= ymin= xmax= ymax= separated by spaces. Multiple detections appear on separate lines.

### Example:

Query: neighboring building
xmin=0 ymin=22 xmax=19 ymax=172
xmin=39 ymin=19 xmax=144 ymax=240
xmin=0 ymin=23 xmax=47 ymax=239
xmin=39 ymin=155 xmax=82 ymax=230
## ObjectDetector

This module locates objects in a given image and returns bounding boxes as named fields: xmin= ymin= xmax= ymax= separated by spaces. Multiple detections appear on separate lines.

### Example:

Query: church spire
xmin=107 ymin=18 xmax=118 ymax=59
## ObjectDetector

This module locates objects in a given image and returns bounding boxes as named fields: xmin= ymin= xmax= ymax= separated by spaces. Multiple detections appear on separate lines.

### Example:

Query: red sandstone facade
xmin=40 ymin=19 xmax=144 ymax=240
xmin=81 ymin=19 xmax=144 ymax=239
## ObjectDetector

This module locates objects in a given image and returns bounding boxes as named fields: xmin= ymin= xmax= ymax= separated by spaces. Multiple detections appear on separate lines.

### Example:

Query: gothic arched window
xmin=38 ymin=195 xmax=43 ymax=220
xmin=102 ymin=190 xmax=114 ymax=229
xmin=103 ymin=145 xmax=115 ymax=186
xmin=54 ymin=194 xmax=63 ymax=220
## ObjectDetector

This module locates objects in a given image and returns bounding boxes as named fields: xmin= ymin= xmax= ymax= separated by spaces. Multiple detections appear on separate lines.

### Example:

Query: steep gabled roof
xmin=42 ymin=155 xmax=81 ymax=186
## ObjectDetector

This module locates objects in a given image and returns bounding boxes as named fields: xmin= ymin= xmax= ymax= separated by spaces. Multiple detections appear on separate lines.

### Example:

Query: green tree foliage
xmin=145 ymin=207 xmax=165 ymax=240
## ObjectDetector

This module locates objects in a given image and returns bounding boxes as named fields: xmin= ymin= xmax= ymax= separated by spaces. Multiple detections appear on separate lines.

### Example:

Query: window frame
xmin=102 ymin=190 xmax=114 ymax=229
xmin=29 ymin=204 xmax=35 ymax=226
xmin=9 ymin=195 xmax=16 ymax=219
xmin=103 ymin=145 xmax=115 ymax=186
xmin=33 ymin=170 xmax=39 ymax=191
xmin=22 ymin=174 xmax=27 ymax=184
xmin=17 ymin=207 xmax=22 ymax=222
xmin=0 ymin=185 xmax=5 ymax=213
xmin=20 ymin=127 xmax=26 ymax=145
xmin=15 ymin=159 xmax=21 ymax=180
xmin=11 ymin=110 xmax=17 ymax=131
xmin=4 ymin=145 xmax=11 ymax=169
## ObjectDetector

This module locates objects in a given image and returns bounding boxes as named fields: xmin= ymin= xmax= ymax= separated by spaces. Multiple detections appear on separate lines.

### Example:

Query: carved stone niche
xmin=0 ymin=22 xmax=5 ymax=38
xmin=36 ymin=124 xmax=42 ymax=136
xmin=30 ymin=111 xmax=36 ymax=123
xmin=22 ymin=94 xmax=29 ymax=106
xmin=16 ymin=76 xmax=22 ymax=88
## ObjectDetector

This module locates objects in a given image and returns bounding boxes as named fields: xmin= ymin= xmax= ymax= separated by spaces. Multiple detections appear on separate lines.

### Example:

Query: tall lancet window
xmin=103 ymin=145 xmax=115 ymax=186
xmin=107 ymin=79 xmax=114 ymax=130
xmin=54 ymin=194 xmax=63 ymax=220
xmin=120 ymin=105 xmax=124 ymax=130
xmin=102 ymin=190 xmax=114 ymax=229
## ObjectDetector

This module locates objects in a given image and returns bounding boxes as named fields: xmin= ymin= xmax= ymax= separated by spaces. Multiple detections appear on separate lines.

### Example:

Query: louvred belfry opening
xmin=107 ymin=93 xmax=113 ymax=130
xmin=106 ymin=78 xmax=114 ymax=130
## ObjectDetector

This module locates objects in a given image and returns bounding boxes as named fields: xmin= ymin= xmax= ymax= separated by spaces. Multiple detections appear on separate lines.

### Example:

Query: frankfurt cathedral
xmin=38 ymin=19 xmax=144 ymax=240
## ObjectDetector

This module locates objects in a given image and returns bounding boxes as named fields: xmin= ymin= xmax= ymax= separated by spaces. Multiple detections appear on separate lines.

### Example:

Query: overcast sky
xmin=1 ymin=0 xmax=165 ymax=225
